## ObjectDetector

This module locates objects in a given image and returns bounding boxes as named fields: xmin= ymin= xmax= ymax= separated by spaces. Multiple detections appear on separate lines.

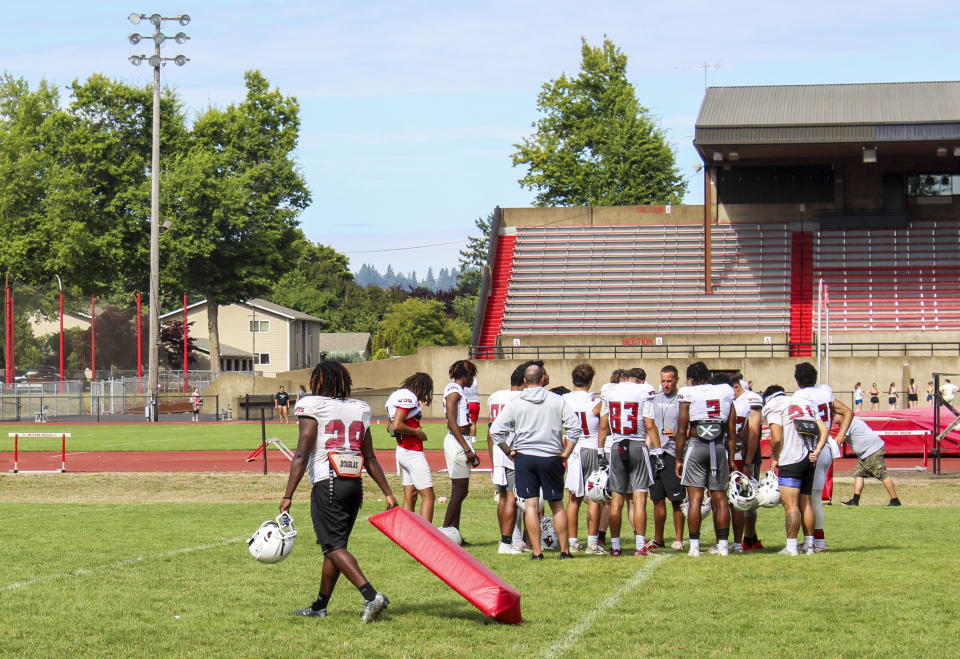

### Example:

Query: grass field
xmin=2 ymin=471 xmax=959 ymax=657
xmin=0 ymin=421 xmax=465 ymax=452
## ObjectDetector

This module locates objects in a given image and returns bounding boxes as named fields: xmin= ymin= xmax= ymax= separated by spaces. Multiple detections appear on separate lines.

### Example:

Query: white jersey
xmin=562 ymin=390 xmax=601 ymax=450
xmin=733 ymin=390 xmax=764 ymax=456
xmin=677 ymin=383 xmax=736 ymax=422
xmin=488 ymin=388 xmax=522 ymax=469
xmin=295 ymin=395 xmax=371 ymax=483
xmin=643 ymin=392 xmax=679 ymax=456
xmin=761 ymin=394 xmax=818 ymax=466
xmin=603 ymin=381 xmax=655 ymax=443
xmin=463 ymin=377 xmax=480 ymax=404
xmin=844 ymin=417 xmax=886 ymax=460
xmin=385 ymin=388 xmax=421 ymax=421
xmin=444 ymin=382 xmax=470 ymax=427
xmin=793 ymin=384 xmax=835 ymax=424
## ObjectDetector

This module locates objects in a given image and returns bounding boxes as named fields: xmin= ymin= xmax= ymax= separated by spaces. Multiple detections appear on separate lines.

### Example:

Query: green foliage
xmin=457 ymin=213 xmax=493 ymax=293
xmin=513 ymin=38 xmax=687 ymax=207
xmin=323 ymin=350 xmax=366 ymax=363
xmin=451 ymin=294 xmax=479 ymax=325
xmin=378 ymin=298 xmax=457 ymax=356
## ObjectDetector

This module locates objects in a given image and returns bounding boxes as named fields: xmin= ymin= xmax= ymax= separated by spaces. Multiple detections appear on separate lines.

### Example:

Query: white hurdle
xmin=7 ymin=433 xmax=71 ymax=473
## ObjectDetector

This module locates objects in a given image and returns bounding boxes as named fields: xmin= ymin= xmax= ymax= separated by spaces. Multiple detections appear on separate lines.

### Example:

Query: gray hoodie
xmin=489 ymin=386 xmax=582 ymax=457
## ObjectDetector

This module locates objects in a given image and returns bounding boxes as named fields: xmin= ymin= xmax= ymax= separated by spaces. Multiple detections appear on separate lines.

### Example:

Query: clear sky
xmin=3 ymin=1 xmax=958 ymax=274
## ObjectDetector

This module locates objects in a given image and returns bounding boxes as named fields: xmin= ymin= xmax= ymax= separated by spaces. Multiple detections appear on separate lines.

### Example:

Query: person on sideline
xmin=854 ymin=382 xmax=863 ymax=414
xmin=386 ymin=372 xmax=436 ymax=523
xmin=442 ymin=360 xmax=480 ymax=542
xmin=282 ymin=360 xmax=397 ymax=622
xmin=839 ymin=417 xmax=902 ymax=507
xmin=190 ymin=386 xmax=202 ymax=423
xmin=487 ymin=363 xmax=527 ymax=554
xmin=888 ymin=382 xmax=898 ymax=411
xmin=869 ymin=383 xmax=881 ymax=411
xmin=275 ymin=385 xmax=291 ymax=424
xmin=490 ymin=364 xmax=582 ymax=560
xmin=907 ymin=378 xmax=918 ymax=409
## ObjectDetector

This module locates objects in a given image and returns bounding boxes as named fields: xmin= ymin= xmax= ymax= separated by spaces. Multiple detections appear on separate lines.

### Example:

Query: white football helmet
xmin=248 ymin=512 xmax=298 ymax=564
xmin=515 ymin=492 xmax=546 ymax=514
xmin=727 ymin=471 xmax=758 ymax=511
xmin=438 ymin=526 xmax=463 ymax=545
xmin=540 ymin=515 xmax=559 ymax=550
xmin=755 ymin=470 xmax=781 ymax=508
xmin=680 ymin=496 xmax=712 ymax=519
xmin=585 ymin=469 xmax=611 ymax=503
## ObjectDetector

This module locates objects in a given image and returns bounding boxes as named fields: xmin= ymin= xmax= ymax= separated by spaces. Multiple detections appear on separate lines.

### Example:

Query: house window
xmin=249 ymin=320 xmax=270 ymax=333
xmin=307 ymin=323 xmax=313 ymax=337
xmin=296 ymin=321 xmax=302 ymax=335
xmin=297 ymin=352 xmax=302 ymax=368
xmin=254 ymin=353 xmax=271 ymax=365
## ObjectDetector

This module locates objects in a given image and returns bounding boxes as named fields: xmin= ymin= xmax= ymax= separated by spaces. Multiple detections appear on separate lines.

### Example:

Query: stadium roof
xmin=694 ymin=81 xmax=960 ymax=149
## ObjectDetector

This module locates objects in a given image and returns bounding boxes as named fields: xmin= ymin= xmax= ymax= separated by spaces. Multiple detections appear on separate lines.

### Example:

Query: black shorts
xmin=777 ymin=460 xmax=815 ymax=496
xmin=310 ymin=477 xmax=363 ymax=555
xmin=908 ymin=393 xmax=918 ymax=402
xmin=649 ymin=453 xmax=685 ymax=502
xmin=870 ymin=396 xmax=880 ymax=404
xmin=514 ymin=453 xmax=565 ymax=502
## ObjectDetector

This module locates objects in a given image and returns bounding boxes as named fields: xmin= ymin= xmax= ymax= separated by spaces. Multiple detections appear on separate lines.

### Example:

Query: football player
xmin=488 ymin=364 xmax=526 ymax=554
xmin=602 ymin=367 xmax=657 ymax=556
xmin=761 ymin=385 xmax=829 ymax=556
xmin=442 ymin=360 xmax=480 ymax=542
xmin=386 ymin=372 xmax=435 ymax=523
xmin=281 ymin=360 xmax=398 ymax=622
xmin=643 ymin=365 xmax=686 ymax=551
xmin=562 ymin=363 xmax=602 ymax=553
xmin=675 ymin=362 xmax=737 ymax=557
xmin=732 ymin=375 xmax=763 ymax=552
xmin=792 ymin=363 xmax=852 ymax=552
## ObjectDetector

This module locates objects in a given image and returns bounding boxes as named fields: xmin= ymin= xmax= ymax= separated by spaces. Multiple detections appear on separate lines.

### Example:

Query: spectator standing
xmin=275 ymin=385 xmax=291 ymax=423
xmin=839 ymin=417 xmax=902 ymax=507
xmin=869 ymin=383 xmax=881 ymax=411
xmin=887 ymin=383 xmax=898 ymax=411
xmin=940 ymin=379 xmax=959 ymax=406
xmin=853 ymin=382 xmax=863 ymax=413
xmin=907 ymin=378 xmax=918 ymax=408
xmin=190 ymin=387 xmax=203 ymax=423
xmin=926 ymin=381 xmax=935 ymax=405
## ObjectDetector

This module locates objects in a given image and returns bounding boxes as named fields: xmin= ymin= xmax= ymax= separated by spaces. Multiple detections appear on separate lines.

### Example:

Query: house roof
xmin=159 ymin=298 xmax=326 ymax=324
xmin=695 ymin=81 xmax=960 ymax=147
xmin=318 ymin=332 xmax=371 ymax=354
xmin=191 ymin=338 xmax=250 ymax=358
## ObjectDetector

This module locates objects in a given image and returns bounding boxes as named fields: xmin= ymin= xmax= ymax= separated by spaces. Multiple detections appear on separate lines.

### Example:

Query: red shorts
xmin=468 ymin=402 xmax=480 ymax=424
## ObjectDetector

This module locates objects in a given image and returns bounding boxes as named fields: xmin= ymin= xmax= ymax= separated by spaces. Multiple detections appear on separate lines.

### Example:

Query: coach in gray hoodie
xmin=489 ymin=364 xmax=583 ymax=559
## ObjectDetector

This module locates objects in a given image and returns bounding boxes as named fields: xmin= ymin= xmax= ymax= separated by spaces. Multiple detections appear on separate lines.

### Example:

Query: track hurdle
xmin=8 ymin=433 xmax=70 ymax=473
xmin=244 ymin=438 xmax=294 ymax=463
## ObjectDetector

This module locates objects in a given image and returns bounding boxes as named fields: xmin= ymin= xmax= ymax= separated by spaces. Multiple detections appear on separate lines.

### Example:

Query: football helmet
xmin=755 ymin=470 xmax=781 ymax=508
xmin=727 ymin=471 xmax=758 ymax=511
xmin=540 ymin=515 xmax=559 ymax=550
xmin=248 ymin=512 xmax=298 ymax=563
xmin=585 ymin=469 xmax=611 ymax=503
xmin=680 ymin=496 xmax=712 ymax=519
xmin=438 ymin=526 xmax=462 ymax=545
xmin=515 ymin=493 xmax=546 ymax=514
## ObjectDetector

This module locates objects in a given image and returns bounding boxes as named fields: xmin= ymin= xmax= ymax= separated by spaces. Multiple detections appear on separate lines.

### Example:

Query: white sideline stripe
xmin=542 ymin=554 xmax=669 ymax=657
xmin=5 ymin=536 xmax=245 ymax=592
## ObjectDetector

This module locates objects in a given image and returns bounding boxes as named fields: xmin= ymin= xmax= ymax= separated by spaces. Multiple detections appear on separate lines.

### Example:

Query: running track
xmin=2 ymin=450 xmax=952 ymax=473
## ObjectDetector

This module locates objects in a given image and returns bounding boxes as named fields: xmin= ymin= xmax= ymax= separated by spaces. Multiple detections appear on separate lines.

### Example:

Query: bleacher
xmin=499 ymin=223 xmax=791 ymax=335
xmin=814 ymin=220 xmax=960 ymax=331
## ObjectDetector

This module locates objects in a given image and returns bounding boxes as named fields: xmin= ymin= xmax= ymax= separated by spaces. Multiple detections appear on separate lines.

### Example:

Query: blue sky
xmin=3 ymin=1 xmax=959 ymax=273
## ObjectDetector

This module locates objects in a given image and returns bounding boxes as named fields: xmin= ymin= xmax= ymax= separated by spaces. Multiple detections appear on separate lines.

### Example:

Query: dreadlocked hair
xmin=401 ymin=372 xmax=434 ymax=406
xmin=448 ymin=359 xmax=477 ymax=382
xmin=309 ymin=360 xmax=353 ymax=400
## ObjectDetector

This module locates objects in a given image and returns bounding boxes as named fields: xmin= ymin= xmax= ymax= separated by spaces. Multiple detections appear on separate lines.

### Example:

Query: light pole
xmin=128 ymin=12 xmax=190 ymax=421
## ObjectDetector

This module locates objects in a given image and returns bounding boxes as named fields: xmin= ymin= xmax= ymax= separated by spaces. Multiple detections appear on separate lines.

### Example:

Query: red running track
xmin=1 ymin=450 xmax=954 ymax=474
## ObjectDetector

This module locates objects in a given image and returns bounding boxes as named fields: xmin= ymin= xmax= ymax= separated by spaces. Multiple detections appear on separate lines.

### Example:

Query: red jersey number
xmin=706 ymin=399 xmax=721 ymax=419
xmin=609 ymin=402 xmax=639 ymax=435
xmin=489 ymin=404 xmax=503 ymax=422
xmin=576 ymin=411 xmax=590 ymax=436
xmin=324 ymin=419 xmax=364 ymax=451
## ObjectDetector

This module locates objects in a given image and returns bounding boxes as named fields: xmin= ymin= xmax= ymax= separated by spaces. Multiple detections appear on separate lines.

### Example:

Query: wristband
xmin=282 ymin=496 xmax=292 ymax=500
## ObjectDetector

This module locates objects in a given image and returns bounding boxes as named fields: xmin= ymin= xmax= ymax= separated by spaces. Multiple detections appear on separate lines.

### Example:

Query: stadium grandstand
xmin=472 ymin=81 xmax=960 ymax=370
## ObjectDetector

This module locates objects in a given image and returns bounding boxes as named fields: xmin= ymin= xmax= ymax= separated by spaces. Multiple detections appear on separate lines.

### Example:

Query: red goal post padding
xmin=7 ymin=433 xmax=70 ymax=473
xmin=369 ymin=506 xmax=522 ymax=624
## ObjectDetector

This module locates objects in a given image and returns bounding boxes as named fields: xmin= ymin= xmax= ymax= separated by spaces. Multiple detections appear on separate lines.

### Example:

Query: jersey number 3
xmin=609 ymin=402 xmax=639 ymax=435
xmin=324 ymin=419 xmax=364 ymax=451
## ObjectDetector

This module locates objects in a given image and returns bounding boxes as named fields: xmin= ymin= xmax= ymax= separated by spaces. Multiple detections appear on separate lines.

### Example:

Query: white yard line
xmin=5 ymin=536 xmax=245 ymax=591
xmin=542 ymin=554 xmax=670 ymax=658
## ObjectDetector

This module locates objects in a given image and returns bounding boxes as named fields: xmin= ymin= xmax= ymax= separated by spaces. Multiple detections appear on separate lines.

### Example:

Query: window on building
xmin=297 ymin=352 xmax=302 ymax=368
xmin=296 ymin=321 xmax=302 ymax=335
xmin=906 ymin=173 xmax=960 ymax=197
xmin=254 ymin=353 xmax=271 ymax=365
xmin=249 ymin=320 xmax=270 ymax=333
xmin=307 ymin=323 xmax=313 ymax=337
xmin=716 ymin=165 xmax=835 ymax=204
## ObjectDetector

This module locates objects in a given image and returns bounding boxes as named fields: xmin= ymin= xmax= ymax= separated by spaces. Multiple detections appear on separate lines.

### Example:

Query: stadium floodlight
xmin=126 ymin=11 xmax=190 ymax=421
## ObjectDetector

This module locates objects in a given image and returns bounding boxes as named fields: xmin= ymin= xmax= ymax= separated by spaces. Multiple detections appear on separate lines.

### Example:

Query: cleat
xmin=584 ymin=545 xmax=606 ymax=556
xmin=568 ymin=540 xmax=582 ymax=553
xmin=840 ymin=499 xmax=858 ymax=507
xmin=634 ymin=547 xmax=656 ymax=557
xmin=748 ymin=540 xmax=763 ymax=551
xmin=888 ymin=499 xmax=902 ymax=507
xmin=609 ymin=548 xmax=622 ymax=557
xmin=803 ymin=545 xmax=815 ymax=555
xmin=708 ymin=544 xmax=720 ymax=555
xmin=731 ymin=543 xmax=744 ymax=554
xmin=361 ymin=593 xmax=389 ymax=623
xmin=670 ymin=540 xmax=685 ymax=551
xmin=688 ymin=547 xmax=701 ymax=557
xmin=294 ymin=606 xmax=327 ymax=618
xmin=644 ymin=540 xmax=659 ymax=551
xmin=498 ymin=542 xmax=523 ymax=555
xmin=813 ymin=545 xmax=829 ymax=553
xmin=530 ymin=553 xmax=544 ymax=561
xmin=778 ymin=547 xmax=799 ymax=556
xmin=717 ymin=544 xmax=729 ymax=557
xmin=559 ymin=552 xmax=574 ymax=560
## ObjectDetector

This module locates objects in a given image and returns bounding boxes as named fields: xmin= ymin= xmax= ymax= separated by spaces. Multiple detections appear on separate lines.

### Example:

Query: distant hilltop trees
xmin=354 ymin=264 xmax=467 ymax=292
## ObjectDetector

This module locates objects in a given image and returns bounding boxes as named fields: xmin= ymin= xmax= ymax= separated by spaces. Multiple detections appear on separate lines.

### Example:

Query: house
xmin=160 ymin=298 xmax=326 ymax=378
xmin=27 ymin=310 xmax=91 ymax=337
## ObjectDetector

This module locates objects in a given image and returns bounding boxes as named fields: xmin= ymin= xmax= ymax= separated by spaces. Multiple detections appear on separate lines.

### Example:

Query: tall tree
xmin=161 ymin=71 xmax=310 ymax=373
xmin=512 ymin=38 xmax=687 ymax=207
xmin=457 ymin=212 xmax=493 ymax=293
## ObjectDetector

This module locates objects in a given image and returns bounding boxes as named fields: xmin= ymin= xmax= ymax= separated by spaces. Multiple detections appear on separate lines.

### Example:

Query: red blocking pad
xmin=369 ymin=507 xmax=522 ymax=624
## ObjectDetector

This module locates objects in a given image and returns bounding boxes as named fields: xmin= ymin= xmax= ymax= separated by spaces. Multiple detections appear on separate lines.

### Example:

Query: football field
xmin=1 ymin=471 xmax=958 ymax=657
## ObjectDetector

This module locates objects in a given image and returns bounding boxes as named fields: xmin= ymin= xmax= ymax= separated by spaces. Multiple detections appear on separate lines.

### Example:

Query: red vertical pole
xmin=183 ymin=293 xmax=189 ymax=393
xmin=12 ymin=434 xmax=18 ymax=472
xmin=59 ymin=291 xmax=64 ymax=390
xmin=4 ymin=286 xmax=9 ymax=384
xmin=90 ymin=296 xmax=96 ymax=382
xmin=136 ymin=293 xmax=143 ymax=393
xmin=9 ymin=287 xmax=13 ymax=381
xmin=61 ymin=433 xmax=66 ymax=472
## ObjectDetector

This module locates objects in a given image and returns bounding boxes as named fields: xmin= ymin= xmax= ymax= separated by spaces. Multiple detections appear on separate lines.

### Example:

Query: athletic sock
xmin=358 ymin=583 xmax=377 ymax=602
xmin=814 ymin=529 xmax=825 ymax=539
xmin=635 ymin=535 xmax=646 ymax=551
xmin=803 ymin=535 xmax=814 ymax=550
xmin=611 ymin=537 xmax=621 ymax=551
xmin=501 ymin=535 xmax=512 ymax=545
xmin=598 ymin=531 xmax=607 ymax=545
xmin=689 ymin=532 xmax=700 ymax=552
xmin=716 ymin=528 xmax=729 ymax=541
xmin=786 ymin=538 xmax=798 ymax=551
xmin=587 ymin=534 xmax=599 ymax=549
xmin=512 ymin=527 xmax=523 ymax=546
xmin=313 ymin=592 xmax=330 ymax=611
xmin=852 ymin=493 xmax=861 ymax=505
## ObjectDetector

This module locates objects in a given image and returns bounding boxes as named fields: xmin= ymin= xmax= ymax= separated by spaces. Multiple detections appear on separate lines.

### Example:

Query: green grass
xmin=0 ymin=421 xmax=471 ymax=452
xmin=1 ymin=472 xmax=958 ymax=657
